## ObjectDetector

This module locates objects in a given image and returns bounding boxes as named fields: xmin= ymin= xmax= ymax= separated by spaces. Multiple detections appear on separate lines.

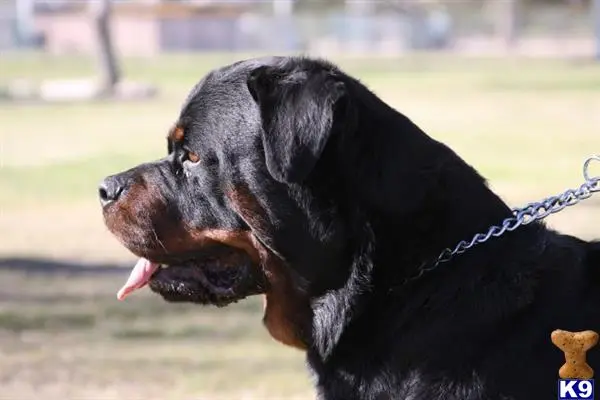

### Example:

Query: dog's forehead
xmin=181 ymin=57 xmax=278 ymax=110
xmin=175 ymin=60 xmax=269 ymax=146
xmin=181 ymin=75 xmax=243 ymax=114
xmin=175 ymin=56 xmax=336 ymax=146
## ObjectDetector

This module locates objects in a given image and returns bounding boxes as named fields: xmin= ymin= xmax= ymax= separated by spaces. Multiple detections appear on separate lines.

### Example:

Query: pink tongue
xmin=117 ymin=258 xmax=160 ymax=301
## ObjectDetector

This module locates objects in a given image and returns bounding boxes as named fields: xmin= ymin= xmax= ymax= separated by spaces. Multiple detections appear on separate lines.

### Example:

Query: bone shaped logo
xmin=551 ymin=329 xmax=599 ymax=379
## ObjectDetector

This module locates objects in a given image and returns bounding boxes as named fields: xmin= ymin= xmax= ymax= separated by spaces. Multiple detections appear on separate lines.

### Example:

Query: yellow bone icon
xmin=551 ymin=329 xmax=599 ymax=379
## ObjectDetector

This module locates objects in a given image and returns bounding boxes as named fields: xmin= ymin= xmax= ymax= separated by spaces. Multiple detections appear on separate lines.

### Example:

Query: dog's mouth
xmin=117 ymin=245 xmax=266 ymax=307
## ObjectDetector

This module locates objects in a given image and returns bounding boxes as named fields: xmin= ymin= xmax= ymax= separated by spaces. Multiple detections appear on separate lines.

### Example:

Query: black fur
xmin=101 ymin=56 xmax=600 ymax=399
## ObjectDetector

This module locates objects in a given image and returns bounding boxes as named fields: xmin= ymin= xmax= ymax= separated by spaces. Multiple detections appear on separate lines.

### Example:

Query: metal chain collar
xmin=405 ymin=155 xmax=600 ymax=284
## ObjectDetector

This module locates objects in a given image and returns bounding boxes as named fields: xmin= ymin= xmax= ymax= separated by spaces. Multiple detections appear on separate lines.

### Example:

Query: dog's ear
xmin=247 ymin=65 xmax=345 ymax=183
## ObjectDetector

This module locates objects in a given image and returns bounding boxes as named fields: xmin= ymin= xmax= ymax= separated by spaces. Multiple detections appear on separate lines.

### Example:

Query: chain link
xmin=404 ymin=155 xmax=600 ymax=285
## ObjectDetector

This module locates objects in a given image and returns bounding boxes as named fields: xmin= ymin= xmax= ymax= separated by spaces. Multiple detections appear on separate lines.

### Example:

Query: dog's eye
xmin=181 ymin=151 xmax=200 ymax=178
xmin=181 ymin=150 xmax=200 ymax=177
xmin=187 ymin=151 xmax=200 ymax=163
xmin=179 ymin=147 xmax=200 ymax=165
xmin=174 ymin=148 xmax=200 ymax=177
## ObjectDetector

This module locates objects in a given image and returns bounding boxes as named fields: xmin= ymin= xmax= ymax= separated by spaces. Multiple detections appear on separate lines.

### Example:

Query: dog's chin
xmin=146 ymin=245 xmax=266 ymax=307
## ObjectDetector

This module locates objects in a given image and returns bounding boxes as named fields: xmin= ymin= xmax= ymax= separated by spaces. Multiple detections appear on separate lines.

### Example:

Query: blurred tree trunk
xmin=499 ymin=0 xmax=520 ymax=50
xmin=91 ymin=0 xmax=120 ymax=95
xmin=594 ymin=0 xmax=600 ymax=60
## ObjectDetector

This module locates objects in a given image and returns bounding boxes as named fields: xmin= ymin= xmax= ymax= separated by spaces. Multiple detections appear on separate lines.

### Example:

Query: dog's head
xmin=100 ymin=57 xmax=355 ymax=349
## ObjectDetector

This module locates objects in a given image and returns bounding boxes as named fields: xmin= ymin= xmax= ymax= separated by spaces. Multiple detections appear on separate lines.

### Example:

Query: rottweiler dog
xmin=99 ymin=56 xmax=600 ymax=399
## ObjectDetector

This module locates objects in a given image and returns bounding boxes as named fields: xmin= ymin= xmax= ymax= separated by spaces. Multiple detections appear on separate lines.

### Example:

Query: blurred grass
xmin=0 ymin=52 xmax=599 ymax=399
xmin=0 ymin=270 xmax=311 ymax=400
xmin=2 ymin=53 xmax=599 ymax=208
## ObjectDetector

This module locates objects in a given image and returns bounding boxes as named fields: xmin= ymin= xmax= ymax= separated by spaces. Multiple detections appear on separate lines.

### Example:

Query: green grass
xmin=0 ymin=52 xmax=599 ymax=399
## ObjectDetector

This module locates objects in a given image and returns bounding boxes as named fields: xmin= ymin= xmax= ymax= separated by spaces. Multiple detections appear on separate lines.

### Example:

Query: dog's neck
xmin=336 ymin=84 xmax=514 ymax=275
xmin=310 ymin=86 xmax=518 ymax=361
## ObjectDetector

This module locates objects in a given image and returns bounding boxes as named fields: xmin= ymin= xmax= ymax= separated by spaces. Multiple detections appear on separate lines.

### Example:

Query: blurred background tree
xmin=91 ymin=0 xmax=120 ymax=96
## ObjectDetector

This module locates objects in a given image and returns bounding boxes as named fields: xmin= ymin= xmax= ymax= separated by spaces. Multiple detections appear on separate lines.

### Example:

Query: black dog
xmin=100 ymin=56 xmax=600 ymax=399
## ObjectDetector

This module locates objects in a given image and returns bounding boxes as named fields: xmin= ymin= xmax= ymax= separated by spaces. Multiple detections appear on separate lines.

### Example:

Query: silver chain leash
xmin=405 ymin=155 xmax=600 ymax=284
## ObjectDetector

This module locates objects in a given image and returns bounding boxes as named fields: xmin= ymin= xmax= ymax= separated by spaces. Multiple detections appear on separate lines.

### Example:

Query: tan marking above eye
xmin=169 ymin=126 xmax=185 ymax=142
xmin=188 ymin=151 xmax=200 ymax=163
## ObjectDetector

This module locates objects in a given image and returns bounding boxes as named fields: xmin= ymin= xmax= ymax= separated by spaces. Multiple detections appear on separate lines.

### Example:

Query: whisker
xmin=152 ymin=227 xmax=169 ymax=254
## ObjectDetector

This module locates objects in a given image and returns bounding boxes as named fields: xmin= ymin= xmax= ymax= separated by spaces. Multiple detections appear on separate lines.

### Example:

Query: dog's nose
xmin=98 ymin=176 xmax=125 ymax=207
